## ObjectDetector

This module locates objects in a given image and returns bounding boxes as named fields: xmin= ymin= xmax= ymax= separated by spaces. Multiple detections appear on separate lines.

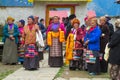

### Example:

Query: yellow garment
xmin=47 ymin=32 xmax=52 ymax=46
xmin=51 ymin=32 xmax=59 ymax=38
xmin=59 ymin=30 xmax=65 ymax=42
xmin=65 ymin=33 xmax=74 ymax=65
xmin=47 ymin=30 xmax=65 ymax=46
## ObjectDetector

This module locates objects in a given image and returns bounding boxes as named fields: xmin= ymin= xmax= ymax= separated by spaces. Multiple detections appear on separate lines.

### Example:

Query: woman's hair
xmin=40 ymin=18 xmax=44 ymax=22
xmin=115 ymin=19 xmax=120 ymax=28
xmin=53 ymin=16 xmax=60 ymax=20
xmin=71 ymin=18 xmax=80 ymax=26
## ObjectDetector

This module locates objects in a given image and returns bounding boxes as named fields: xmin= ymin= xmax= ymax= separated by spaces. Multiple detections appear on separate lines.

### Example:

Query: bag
xmin=104 ymin=43 xmax=110 ymax=61
xmin=84 ymin=49 xmax=96 ymax=64
xmin=36 ymin=30 xmax=45 ymax=47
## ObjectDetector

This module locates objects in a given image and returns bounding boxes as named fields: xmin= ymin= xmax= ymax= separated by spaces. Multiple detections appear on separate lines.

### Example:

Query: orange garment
xmin=22 ymin=24 xmax=39 ymax=45
xmin=65 ymin=33 xmax=74 ymax=65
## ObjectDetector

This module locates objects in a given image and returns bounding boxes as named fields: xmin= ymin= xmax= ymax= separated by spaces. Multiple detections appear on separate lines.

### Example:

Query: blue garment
xmin=38 ymin=23 xmax=46 ymax=34
xmin=2 ymin=24 xmax=19 ymax=43
xmin=84 ymin=26 xmax=101 ymax=51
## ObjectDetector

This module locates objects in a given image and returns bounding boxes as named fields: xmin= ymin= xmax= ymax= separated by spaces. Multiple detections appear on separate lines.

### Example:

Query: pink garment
xmin=87 ymin=10 xmax=96 ymax=19
xmin=19 ymin=27 xmax=24 ymax=34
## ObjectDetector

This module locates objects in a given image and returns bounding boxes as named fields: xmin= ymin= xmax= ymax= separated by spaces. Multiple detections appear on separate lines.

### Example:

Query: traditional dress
xmin=18 ymin=27 xmax=24 ymax=64
xmin=2 ymin=24 xmax=19 ymax=64
xmin=65 ymin=28 xmax=84 ymax=64
xmin=22 ymin=24 xmax=39 ymax=70
xmin=47 ymin=23 xmax=65 ymax=67
xmin=84 ymin=26 xmax=101 ymax=74
xmin=99 ymin=24 xmax=110 ymax=73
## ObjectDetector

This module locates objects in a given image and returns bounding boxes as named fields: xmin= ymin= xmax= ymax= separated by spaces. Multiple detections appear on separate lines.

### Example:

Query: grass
xmin=0 ymin=70 xmax=14 ymax=80
xmin=54 ymin=65 xmax=67 ymax=79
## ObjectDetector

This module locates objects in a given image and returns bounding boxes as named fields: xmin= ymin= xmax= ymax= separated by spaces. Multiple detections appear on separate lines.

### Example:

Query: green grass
xmin=0 ymin=37 xmax=2 ymax=42
xmin=54 ymin=65 xmax=67 ymax=79
xmin=0 ymin=70 xmax=14 ymax=80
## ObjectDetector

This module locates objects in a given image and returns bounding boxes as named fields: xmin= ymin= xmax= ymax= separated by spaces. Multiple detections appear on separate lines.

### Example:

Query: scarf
xmin=65 ymin=33 xmax=74 ymax=65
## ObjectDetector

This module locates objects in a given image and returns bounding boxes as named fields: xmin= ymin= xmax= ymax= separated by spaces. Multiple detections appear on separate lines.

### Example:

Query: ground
xmin=0 ymin=63 xmax=22 ymax=80
xmin=58 ymin=66 xmax=110 ymax=79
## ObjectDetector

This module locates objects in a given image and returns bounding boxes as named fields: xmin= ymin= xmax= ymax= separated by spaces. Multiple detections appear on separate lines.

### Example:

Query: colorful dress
xmin=18 ymin=27 xmax=24 ymax=64
xmin=47 ymin=23 xmax=65 ymax=67
xmin=65 ymin=28 xmax=84 ymax=65
xmin=84 ymin=26 xmax=101 ymax=74
xmin=2 ymin=24 xmax=19 ymax=64
xmin=22 ymin=24 xmax=39 ymax=70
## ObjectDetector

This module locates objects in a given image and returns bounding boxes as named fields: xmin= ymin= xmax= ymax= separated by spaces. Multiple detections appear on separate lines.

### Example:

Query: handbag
xmin=84 ymin=49 xmax=96 ymax=64
xmin=104 ymin=43 xmax=110 ymax=61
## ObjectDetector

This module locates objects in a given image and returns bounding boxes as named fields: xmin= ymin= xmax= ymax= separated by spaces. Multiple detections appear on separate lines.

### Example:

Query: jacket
xmin=108 ymin=29 xmax=120 ymax=65
xmin=2 ymin=24 xmax=19 ymax=43
xmin=84 ymin=26 xmax=101 ymax=51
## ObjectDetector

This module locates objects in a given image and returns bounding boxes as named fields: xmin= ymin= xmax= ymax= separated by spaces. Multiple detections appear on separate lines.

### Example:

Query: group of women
xmin=1 ymin=14 xmax=120 ymax=79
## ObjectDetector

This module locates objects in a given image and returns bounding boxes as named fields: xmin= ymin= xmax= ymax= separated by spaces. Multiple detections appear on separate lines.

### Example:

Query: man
xmin=65 ymin=14 xmax=76 ymax=40
xmin=105 ymin=15 xmax=114 ymax=41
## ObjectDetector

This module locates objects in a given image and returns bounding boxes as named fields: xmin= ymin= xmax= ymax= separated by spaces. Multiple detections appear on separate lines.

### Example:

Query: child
xmin=18 ymin=19 xmax=25 ymax=64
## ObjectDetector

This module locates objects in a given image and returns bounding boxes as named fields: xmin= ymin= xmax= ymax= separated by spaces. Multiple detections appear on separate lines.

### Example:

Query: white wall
xmin=0 ymin=1 xmax=88 ymax=25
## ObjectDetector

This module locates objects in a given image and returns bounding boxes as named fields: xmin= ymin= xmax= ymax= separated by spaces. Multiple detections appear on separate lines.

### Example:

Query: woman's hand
xmin=85 ymin=40 xmax=89 ymax=45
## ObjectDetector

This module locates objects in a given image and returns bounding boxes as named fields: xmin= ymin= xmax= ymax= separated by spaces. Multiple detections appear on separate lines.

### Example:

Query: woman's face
xmin=28 ymin=18 xmax=34 ymax=24
xmin=53 ymin=17 xmax=59 ymax=23
xmin=100 ymin=18 xmax=106 ymax=25
xmin=90 ymin=19 xmax=97 ymax=27
xmin=18 ymin=22 xmax=23 ymax=27
xmin=7 ymin=20 xmax=13 ymax=24
xmin=73 ymin=23 xmax=79 ymax=29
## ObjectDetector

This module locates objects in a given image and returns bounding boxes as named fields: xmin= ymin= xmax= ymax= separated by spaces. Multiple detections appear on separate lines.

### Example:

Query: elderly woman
xmin=47 ymin=16 xmax=66 ymax=67
xmin=22 ymin=16 xmax=39 ymax=70
xmin=84 ymin=18 xmax=101 ymax=75
xmin=99 ymin=16 xmax=110 ymax=73
xmin=108 ymin=19 xmax=120 ymax=80
xmin=2 ymin=16 xmax=19 ymax=65
xmin=66 ymin=18 xmax=84 ymax=67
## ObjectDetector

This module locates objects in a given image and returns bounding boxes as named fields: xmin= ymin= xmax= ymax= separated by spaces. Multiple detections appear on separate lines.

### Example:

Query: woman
xmin=22 ymin=16 xmax=39 ymax=70
xmin=47 ymin=16 xmax=66 ymax=67
xmin=2 ymin=16 xmax=19 ymax=65
xmin=18 ymin=19 xmax=25 ymax=64
xmin=99 ymin=16 xmax=110 ymax=73
xmin=84 ymin=18 xmax=101 ymax=75
xmin=66 ymin=18 xmax=84 ymax=66
xmin=108 ymin=19 xmax=120 ymax=80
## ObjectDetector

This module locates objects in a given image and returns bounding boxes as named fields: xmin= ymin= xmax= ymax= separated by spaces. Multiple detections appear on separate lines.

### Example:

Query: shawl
xmin=65 ymin=33 xmax=74 ymax=65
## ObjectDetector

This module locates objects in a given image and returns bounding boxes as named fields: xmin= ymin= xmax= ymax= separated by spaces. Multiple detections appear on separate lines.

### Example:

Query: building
xmin=0 ymin=0 xmax=91 ymax=26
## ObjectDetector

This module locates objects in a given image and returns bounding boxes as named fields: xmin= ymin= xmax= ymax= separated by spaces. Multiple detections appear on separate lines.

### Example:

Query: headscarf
xmin=72 ymin=18 xmax=80 ymax=26
xmin=7 ymin=16 xmax=15 ymax=22
xmin=19 ymin=19 xmax=25 ymax=26
xmin=28 ymin=15 xmax=35 ymax=21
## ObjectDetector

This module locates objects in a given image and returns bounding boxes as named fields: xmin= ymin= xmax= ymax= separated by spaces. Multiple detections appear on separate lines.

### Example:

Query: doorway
xmin=46 ymin=5 xmax=75 ymax=27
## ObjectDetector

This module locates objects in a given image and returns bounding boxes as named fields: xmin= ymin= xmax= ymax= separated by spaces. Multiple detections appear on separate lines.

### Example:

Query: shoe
xmin=89 ymin=72 xmax=96 ymax=76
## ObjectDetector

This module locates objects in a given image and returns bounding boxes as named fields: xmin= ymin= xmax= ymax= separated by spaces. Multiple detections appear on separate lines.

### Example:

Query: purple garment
xmin=51 ymin=23 xmax=59 ymax=31
xmin=9 ymin=24 xmax=13 ymax=30
xmin=47 ymin=23 xmax=66 ymax=34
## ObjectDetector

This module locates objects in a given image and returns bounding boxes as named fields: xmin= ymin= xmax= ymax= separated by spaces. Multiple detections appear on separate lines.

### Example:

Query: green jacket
xmin=2 ymin=24 xmax=19 ymax=44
